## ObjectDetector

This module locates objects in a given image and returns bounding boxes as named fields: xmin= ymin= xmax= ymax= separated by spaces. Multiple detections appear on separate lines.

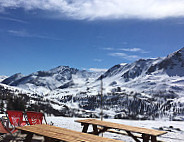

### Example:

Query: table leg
xmin=44 ymin=136 xmax=52 ymax=142
xmin=126 ymin=131 xmax=141 ymax=142
xmin=151 ymin=136 xmax=157 ymax=142
xmin=98 ymin=127 xmax=109 ymax=135
xmin=82 ymin=123 xmax=89 ymax=133
xmin=44 ymin=136 xmax=60 ymax=142
xmin=142 ymin=134 xmax=150 ymax=142
xmin=92 ymin=125 xmax=99 ymax=135
xmin=24 ymin=133 xmax=33 ymax=142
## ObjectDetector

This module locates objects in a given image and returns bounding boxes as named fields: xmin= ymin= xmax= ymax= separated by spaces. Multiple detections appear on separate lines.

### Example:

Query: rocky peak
xmin=2 ymin=73 xmax=24 ymax=85
xmin=49 ymin=66 xmax=79 ymax=75
xmin=146 ymin=47 xmax=184 ymax=76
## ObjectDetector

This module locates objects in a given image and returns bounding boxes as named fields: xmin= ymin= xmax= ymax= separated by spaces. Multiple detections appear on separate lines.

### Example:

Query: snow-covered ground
xmin=46 ymin=117 xmax=184 ymax=142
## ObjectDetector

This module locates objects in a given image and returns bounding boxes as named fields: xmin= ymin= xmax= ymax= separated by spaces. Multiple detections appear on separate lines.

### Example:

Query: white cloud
xmin=1 ymin=0 xmax=184 ymax=20
xmin=102 ymin=47 xmax=149 ymax=54
xmin=109 ymin=52 xmax=140 ymax=60
xmin=89 ymin=68 xmax=107 ymax=72
xmin=0 ymin=16 xmax=27 ymax=23
xmin=120 ymin=48 xmax=149 ymax=53
xmin=94 ymin=59 xmax=102 ymax=62
xmin=120 ymin=48 xmax=142 ymax=52
xmin=8 ymin=30 xmax=62 ymax=40
xmin=102 ymin=47 xmax=114 ymax=51
xmin=8 ymin=30 xmax=29 ymax=37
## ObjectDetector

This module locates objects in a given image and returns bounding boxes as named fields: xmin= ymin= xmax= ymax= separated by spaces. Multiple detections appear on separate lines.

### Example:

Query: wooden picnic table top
xmin=16 ymin=124 xmax=124 ymax=142
xmin=75 ymin=119 xmax=167 ymax=137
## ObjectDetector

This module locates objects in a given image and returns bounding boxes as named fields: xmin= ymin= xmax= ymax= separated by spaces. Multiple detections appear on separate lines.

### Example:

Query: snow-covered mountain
xmin=103 ymin=47 xmax=184 ymax=79
xmin=2 ymin=66 xmax=102 ymax=95
xmin=1 ymin=47 xmax=184 ymax=120
xmin=0 ymin=76 xmax=8 ymax=82
xmin=100 ymin=47 xmax=184 ymax=96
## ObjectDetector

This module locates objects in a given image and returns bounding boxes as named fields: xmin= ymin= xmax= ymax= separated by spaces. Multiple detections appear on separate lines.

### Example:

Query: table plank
xmin=17 ymin=124 xmax=124 ymax=142
xmin=75 ymin=119 xmax=167 ymax=136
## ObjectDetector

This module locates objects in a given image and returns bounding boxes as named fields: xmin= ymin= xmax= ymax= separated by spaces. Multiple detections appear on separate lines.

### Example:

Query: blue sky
xmin=1 ymin=0 xmax=184 ymax=76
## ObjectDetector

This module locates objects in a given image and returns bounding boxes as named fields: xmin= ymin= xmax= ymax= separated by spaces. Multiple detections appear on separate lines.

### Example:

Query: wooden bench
xmin=16 ymin=124 xmax=124 ymax=142
xmin=75 ymin=119 xmax=167 ymax=142
xmin=97 ymin=127 xmax=164 ymax=142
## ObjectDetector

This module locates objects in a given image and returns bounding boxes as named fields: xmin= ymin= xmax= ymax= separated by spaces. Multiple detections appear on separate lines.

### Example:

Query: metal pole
xmin=100 ymin=75 xmax=104 ymax=137
xmin=100 ymin=75 xmax=103 ymax=121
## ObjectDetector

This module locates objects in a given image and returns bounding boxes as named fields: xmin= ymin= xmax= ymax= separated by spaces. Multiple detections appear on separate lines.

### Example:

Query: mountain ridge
xmin=1 ymin=47 xmax=184 ymax=120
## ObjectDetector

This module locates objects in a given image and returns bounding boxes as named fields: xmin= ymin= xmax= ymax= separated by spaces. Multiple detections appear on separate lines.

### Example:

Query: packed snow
xmin=46 ymin=117 xmax=184 ymax=142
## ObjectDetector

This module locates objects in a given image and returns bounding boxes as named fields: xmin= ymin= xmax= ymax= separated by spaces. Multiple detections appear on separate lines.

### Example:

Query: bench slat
xmin=17 ymin=124 xmax=124 ymax=142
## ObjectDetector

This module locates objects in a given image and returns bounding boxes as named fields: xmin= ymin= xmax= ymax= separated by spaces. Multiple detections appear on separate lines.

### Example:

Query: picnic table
xmin=75 ymin=119 xmax=167 ymax=142
xmin=16 ymin=124 xmax=124 ymax=142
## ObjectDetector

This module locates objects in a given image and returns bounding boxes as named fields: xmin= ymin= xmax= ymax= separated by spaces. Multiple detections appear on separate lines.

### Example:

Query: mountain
xmin=0 ymin=76 xmax=8 ymax=82
xmin=2 ymin=66 xmax=102 ymax=94
xmin=1 ymin=73 xmax=24 ymax=85
xmin=147 ymin=47 xmax=184 ymax=76
xmin=101 ymin=47 xmax=184 ymax=96
xmin=1 ymin=48 xmax=184 ymax=120
xmin=102 ymin=47 xmax=184 ymax=80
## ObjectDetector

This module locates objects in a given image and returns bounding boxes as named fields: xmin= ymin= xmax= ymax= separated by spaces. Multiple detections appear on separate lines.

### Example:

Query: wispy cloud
xmin=0 ymin=16 xmax=27 ymax=23
xmin=8 ymin=30 xmax=29 ymax=37
xmin=94 ymin=59 xmax=102 ymax=62
xmin=8 ymin=30 xmax=62 ymax=40
xmin=89 ymin=68 xmax=107 ymax=72
xmin=120 ymin=48 xmax=149 ymax=53
xmin=102 ymin=47 xmax=149 ymax=53
xmin=109 ymin=52 xmax=141 ymax=61
xmin=102 ymin=47 xmax=114 ymax=51
xmin=120 ymin=48 xmax=142 ymax=52
xmin=175 ymin=19 xmax=184 ymax=25
xmin=1 ymin=0 xmax=184 ymax=20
